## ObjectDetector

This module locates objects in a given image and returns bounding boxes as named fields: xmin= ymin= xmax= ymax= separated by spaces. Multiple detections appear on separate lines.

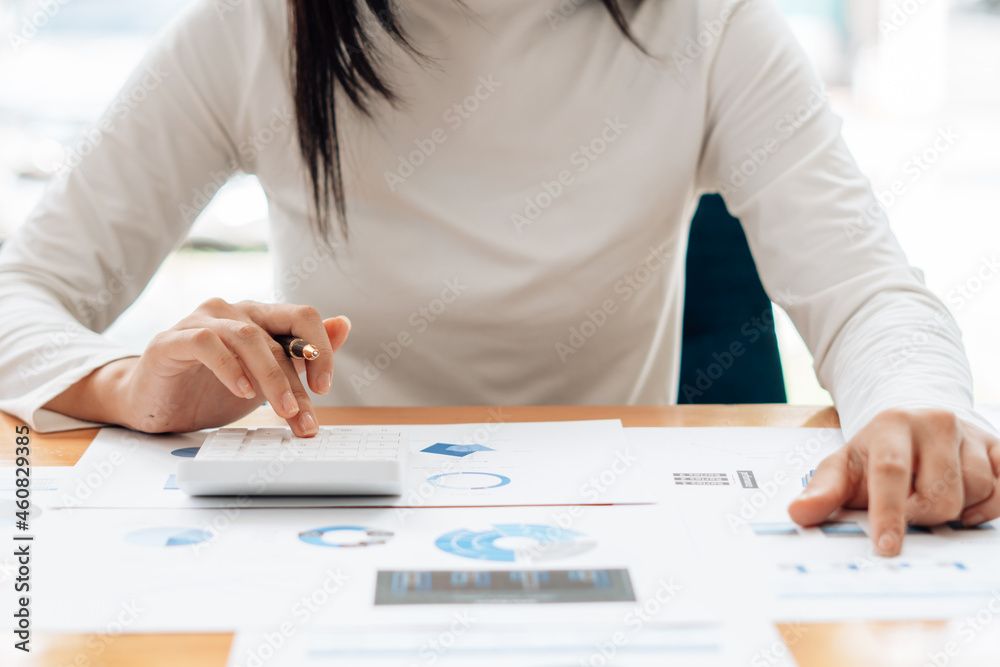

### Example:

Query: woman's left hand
xmin=788 ymin=408 xmax=1000 ymax=556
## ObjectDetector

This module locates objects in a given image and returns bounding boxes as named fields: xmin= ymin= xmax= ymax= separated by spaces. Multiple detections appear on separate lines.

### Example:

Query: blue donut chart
xmin=427 ymin=472 xmax=511 ymax=490
xmin=299 ymin=525 xmax=394 ymax=548
xmin=435 ymin=523 xmax=595 ymax=562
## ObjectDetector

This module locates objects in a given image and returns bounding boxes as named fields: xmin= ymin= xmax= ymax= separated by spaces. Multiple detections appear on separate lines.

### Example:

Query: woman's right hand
xmin=45 ymin=299 xmax=352 ymax=436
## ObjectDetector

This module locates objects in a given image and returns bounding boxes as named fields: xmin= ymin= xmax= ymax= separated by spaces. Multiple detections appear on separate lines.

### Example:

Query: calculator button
xmin=363 ymin=441 xmax=399 ymax=449
xmin=322 ymin=449 xmax=360 ymax=458
xmin=242 ymin=452 xmax=278 ymax=460
xmin=208 ymin=435 xmax=243 ymax=444
xmin=328 ymin=434 xmax=363 ymax=443
xmin=367 ymin=433 xmax=400 ymax=442
xmin=285 ymin=448 xmax=319 ymax=458
xmin=206 ymin=441 xmax=242 ymax=450
xmin=250 ymin=428 xmax=288 ymax=443
xmin=199 ymin=451 xmax=237 ymax=460
xmin=208 ymin=441 xmax=245 ymax=450
xmin=288 ymin=440 xmax=321 ymax=449
xmin=324 ymin=442 xmax=359 ymax=451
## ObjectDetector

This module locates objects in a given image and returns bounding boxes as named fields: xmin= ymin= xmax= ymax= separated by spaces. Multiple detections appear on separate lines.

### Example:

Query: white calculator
xmin=176 ymin=426 xmax=407 ymax=496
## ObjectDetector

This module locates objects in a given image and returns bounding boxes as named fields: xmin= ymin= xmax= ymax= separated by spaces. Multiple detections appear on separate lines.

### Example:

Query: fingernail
xmin=237 ymin=377 xmax=256 ymax=399
xmin=298 ymin=411 xmax=318 ymax=435
xmin=281 ymin=391 xmax=299 ymax=416
xmin=318 ymin=373 xmax=332 ymax=394
xmin=877 ymin=532 xmax=897 ymax=556
xmin=964 ymin=513 xmax=985 ymax=527
xmin=337 ymin=315 xmax=352 ymax=331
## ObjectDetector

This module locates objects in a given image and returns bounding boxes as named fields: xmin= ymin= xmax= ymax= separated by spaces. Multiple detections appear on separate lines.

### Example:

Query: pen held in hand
xmin=273 ymin=334 xmax=320 ymax=360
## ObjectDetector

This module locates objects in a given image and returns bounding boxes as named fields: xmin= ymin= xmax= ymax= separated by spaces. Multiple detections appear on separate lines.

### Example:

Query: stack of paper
xmin=5 ymin=411 xmax=999 ymax=666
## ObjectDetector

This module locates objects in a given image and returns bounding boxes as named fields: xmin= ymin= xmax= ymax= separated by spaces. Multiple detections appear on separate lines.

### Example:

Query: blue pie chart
xmin=0 ymin=500 xmax=42 ymax=526
xmin=125 ymin=527 xmax=213 ymax=547
xmin=435 ymin=524 xmax=595 ymax=562
xmin=170 ymin=447 xmax=201 ymax=458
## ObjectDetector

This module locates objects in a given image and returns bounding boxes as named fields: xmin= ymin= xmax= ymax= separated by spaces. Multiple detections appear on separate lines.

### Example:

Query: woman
xmin=0 ymin=0 xmax=997 ymax=555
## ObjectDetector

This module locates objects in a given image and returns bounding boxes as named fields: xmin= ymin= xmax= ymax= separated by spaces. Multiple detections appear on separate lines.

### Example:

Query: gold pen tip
xmin=302 ymin=344 xmax=320 ymax=360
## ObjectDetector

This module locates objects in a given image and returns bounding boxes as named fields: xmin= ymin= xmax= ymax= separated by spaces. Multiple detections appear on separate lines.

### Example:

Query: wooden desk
xmin=3 ymin=405 xmax=990 ymax=667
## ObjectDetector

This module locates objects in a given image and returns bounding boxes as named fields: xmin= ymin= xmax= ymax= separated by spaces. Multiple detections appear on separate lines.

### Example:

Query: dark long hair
xmin=288 ymin=0 xmax=646 ymax=242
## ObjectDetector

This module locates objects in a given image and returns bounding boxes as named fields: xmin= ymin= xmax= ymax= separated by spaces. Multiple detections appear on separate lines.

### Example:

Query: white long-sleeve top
xmin=0 ymin=0 xmax=989 ymax=438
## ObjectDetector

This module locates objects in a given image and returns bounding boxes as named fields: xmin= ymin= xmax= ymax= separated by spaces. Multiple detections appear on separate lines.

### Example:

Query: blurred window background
xmin=1 ymin=0 xmax=997 ymax=403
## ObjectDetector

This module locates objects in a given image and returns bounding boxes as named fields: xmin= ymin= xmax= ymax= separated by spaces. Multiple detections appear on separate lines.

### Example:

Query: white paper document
xmin=627 ymin=427 xmax=1000 ymax=621
xmin=27 ymin=504 xmax=720 ymax=633
xmin=17 ymin=422 xmax=1000 ymax=654
xmin=717 ymin=505 xmax=1000 ymax=622
xmin=225 ymin=618 xmax=798 ymax=667
xmin=55 ymin=420 xmax=651 ymax=509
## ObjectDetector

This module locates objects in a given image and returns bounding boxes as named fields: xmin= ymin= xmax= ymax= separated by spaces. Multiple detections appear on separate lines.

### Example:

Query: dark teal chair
xmin=678 ymin=195 xmax=787 ymax=404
